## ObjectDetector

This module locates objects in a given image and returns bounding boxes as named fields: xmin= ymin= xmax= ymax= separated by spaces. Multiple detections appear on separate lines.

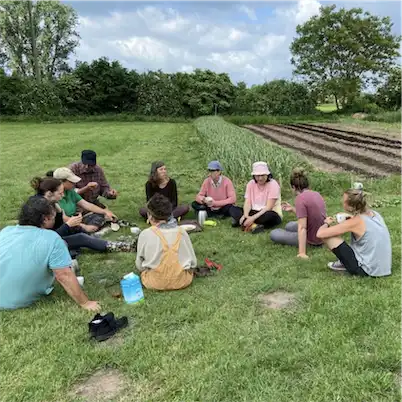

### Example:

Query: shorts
xmin=332 ymin=242 xmax=368 ymax=276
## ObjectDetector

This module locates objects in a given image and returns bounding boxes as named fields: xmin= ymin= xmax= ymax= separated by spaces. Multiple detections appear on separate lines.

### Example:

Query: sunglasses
xmin=208 ymin=169 xmax=219 ymax=172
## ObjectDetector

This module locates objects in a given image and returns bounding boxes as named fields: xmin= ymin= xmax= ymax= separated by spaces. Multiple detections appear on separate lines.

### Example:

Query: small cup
xmin=77 ymin=276 xmax=84 ymax=287
xmin=130 ymin=227 xmax=141 ymax=235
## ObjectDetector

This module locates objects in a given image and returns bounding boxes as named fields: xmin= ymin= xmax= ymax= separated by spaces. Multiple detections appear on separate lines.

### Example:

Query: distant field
xmin=316 ymin=103 xmax=338 ymax=112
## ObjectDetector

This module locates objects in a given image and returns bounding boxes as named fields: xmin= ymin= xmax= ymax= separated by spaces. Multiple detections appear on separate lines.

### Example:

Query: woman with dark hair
xmin=229 ymin=161 xmax=282 ymax=234
xmin=270 ymin=168 xmax=326 ymax=259
xmin=0 ymin=197 xmax=100 ymax=311
xmin=139 ymin=161 xmax=189 ymax=220
xmin=136 ymin=193 xmax=197 ymax=291
xmin=31 ymin=177 xmax=136 ymax=253
xmin=317 ymin=189 xmax=392 ymax=277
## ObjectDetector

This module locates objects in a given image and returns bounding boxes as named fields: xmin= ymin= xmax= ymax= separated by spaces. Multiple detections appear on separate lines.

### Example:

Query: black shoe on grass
xmin=89 ymin=312 xmax=128 ymax=342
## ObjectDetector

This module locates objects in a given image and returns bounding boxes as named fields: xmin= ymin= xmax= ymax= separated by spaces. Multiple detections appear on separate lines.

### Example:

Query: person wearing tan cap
xmin=49 ymin=167 xmax=117 ymax=233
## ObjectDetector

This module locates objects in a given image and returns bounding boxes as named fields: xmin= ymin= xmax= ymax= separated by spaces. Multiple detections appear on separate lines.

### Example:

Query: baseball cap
xmin=207 ymin=161 xmax=223 ymax=171
xmin=53 ymin=167 xmax=81 ymax=183
xmin=81 ymin=150 xmax=97 ymax=165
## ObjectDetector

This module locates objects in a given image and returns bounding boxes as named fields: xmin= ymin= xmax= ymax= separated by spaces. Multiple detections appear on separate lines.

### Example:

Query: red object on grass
xmin=205 ymin=258 xmax=223 ymax=271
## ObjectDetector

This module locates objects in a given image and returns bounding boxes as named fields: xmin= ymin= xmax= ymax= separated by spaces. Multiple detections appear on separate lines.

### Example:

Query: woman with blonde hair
xmin=316 ymin=189 xmax=392 ymax=277
xmin=270 ymin=168 xmax=326 ymax=259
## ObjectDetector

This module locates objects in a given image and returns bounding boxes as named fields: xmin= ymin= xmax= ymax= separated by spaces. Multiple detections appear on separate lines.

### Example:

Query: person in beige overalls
xmin=136 ymin=194 xmax=197 ymax=291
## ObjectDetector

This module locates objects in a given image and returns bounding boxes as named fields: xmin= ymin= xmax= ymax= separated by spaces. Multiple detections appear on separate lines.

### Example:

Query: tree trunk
xmin=334 ymin=93 xmax=339 ymax=110
xmin=27 ymin=0 xmax=40 ymax=83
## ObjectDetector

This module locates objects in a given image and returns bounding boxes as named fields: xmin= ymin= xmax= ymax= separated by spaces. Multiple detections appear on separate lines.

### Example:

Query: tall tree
xmin=290 ymin=5 xmax=401 ymax=109
xmin=0 ymin=0 xmax=79 ymax=80
xmin=376 ymin=66 xmax=402 ymax=110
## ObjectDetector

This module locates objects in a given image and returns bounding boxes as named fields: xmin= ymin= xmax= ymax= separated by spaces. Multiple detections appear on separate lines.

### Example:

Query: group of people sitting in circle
xmin=0 ymin=149 xmax=393 ymax=312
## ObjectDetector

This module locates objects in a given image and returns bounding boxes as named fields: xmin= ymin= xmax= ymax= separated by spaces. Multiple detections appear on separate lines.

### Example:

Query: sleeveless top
xmin=350 ymin=211 xmax=392 ymax=277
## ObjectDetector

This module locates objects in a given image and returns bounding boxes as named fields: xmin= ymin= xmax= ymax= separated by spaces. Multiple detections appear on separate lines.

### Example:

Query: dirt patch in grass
xmin=395 ymin=372 xmax=402 ymax=388
xmin=72 ymin=368 xmax=127 ymax=401
xmin=258 ymin=291 xmax=296 ymax=310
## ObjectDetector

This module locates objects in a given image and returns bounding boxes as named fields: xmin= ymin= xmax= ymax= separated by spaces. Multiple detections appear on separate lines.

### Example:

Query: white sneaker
xmin=327 ymin=260 xmax=346 ymax=271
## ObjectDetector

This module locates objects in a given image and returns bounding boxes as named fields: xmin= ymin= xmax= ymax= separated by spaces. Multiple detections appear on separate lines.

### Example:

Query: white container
xmin=77 ymin=276 xmax=84 ymax=287
xmin=130 ymin=227 xmax=141 ymax=235
xmin=336 ymin=213 xmax=352 ymax=223
xmin=353 ymin=182 xmax=363 ymax=190
xmin=198 ymin=210 xmax=208 ymax=226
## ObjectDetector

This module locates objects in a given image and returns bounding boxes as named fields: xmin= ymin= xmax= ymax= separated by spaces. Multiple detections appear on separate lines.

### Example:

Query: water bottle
xmin=120 ymin=272 xmax=144 ymax=304
xmin=198 ymin=210 xmax=208 ymax=226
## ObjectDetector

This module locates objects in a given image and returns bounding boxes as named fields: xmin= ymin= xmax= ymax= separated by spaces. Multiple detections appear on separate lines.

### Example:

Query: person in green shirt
xmin=49 ymin=167 xmax=117 ymax=233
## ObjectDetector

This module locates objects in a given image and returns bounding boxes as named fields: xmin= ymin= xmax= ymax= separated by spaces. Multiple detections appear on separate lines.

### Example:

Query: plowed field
xmin=245 ymin=123 xmax=401 ymax=177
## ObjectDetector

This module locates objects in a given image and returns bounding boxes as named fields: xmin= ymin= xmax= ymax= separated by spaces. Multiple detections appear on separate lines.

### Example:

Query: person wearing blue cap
xmin=192 ymin=161 xmax=236 ymax=218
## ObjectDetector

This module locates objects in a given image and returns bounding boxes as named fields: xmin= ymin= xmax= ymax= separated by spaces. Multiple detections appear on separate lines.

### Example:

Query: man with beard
xmin=70 ymin=150 xmax=118 ymax=208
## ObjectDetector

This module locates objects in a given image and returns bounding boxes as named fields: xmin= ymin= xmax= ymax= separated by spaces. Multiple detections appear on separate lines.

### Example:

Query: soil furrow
xmin=293 ymin=123 xmax=401 ymax=147
xmin=248 ymin=125 xmax=399 ymax=174
xmin=279 ymin=124 xmax=400 ymax=158
xmin=245 ymin=125 xmax=388 ymax=177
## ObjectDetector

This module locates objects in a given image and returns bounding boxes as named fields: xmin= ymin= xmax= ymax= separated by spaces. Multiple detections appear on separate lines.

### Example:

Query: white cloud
xmin=237 ymin=5 xmax=257 ymax=21
xmin=72 ymin=0 xmax=400 ymax=85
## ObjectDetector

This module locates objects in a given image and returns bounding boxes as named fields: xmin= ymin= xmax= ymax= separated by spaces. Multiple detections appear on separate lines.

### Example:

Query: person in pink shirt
xmin=192 ymin=161 xmax=236 ymax=218
xmin=229 ymin=162 xmax=282 ymax=234
xmin=270 ymin=168 xmax=326 ymax=258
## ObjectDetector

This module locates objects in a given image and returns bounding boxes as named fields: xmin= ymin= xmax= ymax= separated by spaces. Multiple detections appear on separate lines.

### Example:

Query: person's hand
xmin=104 ymin=210 xmax=117 ymax=221
xmin=297 ymin=253 xmax=309 ymax=259
xmin=282 ymin=202 xmax=294 ymax=212
xmin=243 ymin=216 xmax=255 ymax=228
xmin=86 ymin=182 xmax=98 ymax=189
xmin=66 ymin=214 xmax=82 ymax=227
xmin=324 ymin=217 xmax=335 ymax=226
xmin=239 ymin=215 xmax=247 ymax=226
xmin=108 ymin=189 xmax=118 ymax=197
xmin=81 ymin=300 xmax=101 ymax=312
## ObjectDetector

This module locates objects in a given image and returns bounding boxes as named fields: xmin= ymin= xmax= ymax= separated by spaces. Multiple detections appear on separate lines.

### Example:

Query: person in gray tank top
xmin=316 ymin=189 xmax=392 ymax=277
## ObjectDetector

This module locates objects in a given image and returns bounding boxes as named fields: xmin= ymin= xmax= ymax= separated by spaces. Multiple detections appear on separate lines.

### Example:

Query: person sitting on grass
xmin=316 ymin=189 xmax=392 ymax=277
xmin=30 ymin=176 xmax=136 ymax=254
xmin=136 ymin=193 xmax=197 ymax=291
xmin=192 ymin=160 xmax=236 ymax=218
xmin=139 ymin=161 xmax=189 ymax=221
xmin=229 ymin=162 xmax=282 ymax=234
xmin=70 ymin=150 xmax=118 ymax=208
xmin=0 ymin=197 xmax=100 ymax=311
xmin=270 ymin=168 xmax=326 ymax=259
xmin=48 ymin=167 xmax=117 ymax=233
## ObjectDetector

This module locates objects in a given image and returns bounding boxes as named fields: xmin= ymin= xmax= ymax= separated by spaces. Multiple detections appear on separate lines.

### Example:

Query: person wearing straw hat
xmin=229 ymin=162 xmax=282 ymax=234
xmin=192 ymin=160 xmax=236 ymax=218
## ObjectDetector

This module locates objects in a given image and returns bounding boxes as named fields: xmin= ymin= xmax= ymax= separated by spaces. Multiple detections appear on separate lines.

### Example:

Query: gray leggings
xmin=270 ymin=221 xmax=299 ymax=246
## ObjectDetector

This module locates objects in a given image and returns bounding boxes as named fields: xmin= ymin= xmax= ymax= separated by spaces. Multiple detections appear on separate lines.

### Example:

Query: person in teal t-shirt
xmin=0 ymin=197 xmax=100 ymax=311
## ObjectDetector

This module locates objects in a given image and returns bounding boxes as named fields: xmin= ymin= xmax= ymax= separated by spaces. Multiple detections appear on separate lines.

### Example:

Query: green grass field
xmin=316 ymin=103 xmax=338 ymax=112
xmin=0 ymin=119 xmax=401 ymax=402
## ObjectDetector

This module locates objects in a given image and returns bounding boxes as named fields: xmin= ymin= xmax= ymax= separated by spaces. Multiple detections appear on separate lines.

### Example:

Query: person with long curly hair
xmin=139 ymin=161 xmax=189 ymax=220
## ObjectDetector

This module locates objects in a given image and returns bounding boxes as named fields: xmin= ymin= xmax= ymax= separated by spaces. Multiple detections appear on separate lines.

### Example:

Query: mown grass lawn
xmin=0 ymin=121 xmax=400 ymax=402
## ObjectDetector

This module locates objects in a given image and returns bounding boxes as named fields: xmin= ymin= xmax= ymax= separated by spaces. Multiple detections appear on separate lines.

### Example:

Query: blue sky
xmin=63 ymin=1 xmax=401 ymax=86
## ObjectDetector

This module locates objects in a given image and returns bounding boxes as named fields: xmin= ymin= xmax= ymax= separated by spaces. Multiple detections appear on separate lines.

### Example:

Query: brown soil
xmin=245 ymin=124 xmax=401 ymax=177
xmin=258 ymin=291 xmax=296 ymax=309
xmin=315 ymin=122 xmax=402 ymax=139
xmin=72 ymin=368 xmax=126 ymax=401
